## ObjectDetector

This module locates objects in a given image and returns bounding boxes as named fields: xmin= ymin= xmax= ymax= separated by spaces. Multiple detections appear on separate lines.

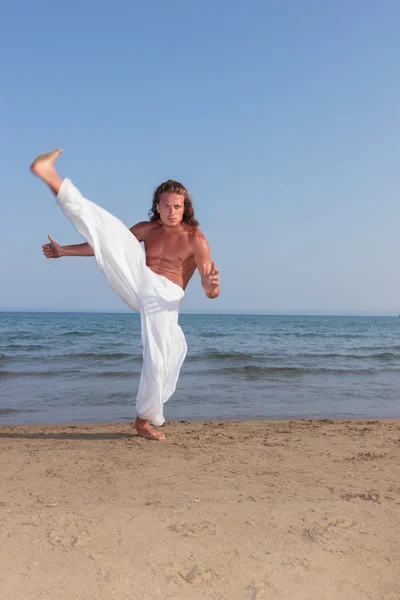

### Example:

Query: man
xmin=31 ymin=149 xmax=220 ymax=440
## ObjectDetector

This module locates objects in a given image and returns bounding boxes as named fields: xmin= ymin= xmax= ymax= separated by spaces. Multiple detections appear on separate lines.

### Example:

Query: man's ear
xmin=156 ymin=202 xmax=160 ymax=214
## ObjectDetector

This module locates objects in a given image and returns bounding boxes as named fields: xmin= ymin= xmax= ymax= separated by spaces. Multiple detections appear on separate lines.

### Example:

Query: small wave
xmin=358 ymin=352 xmax=395 ymax=360
xmin=199 ymin=332 xmax=230 ymax=338
xmin=4 ymin=344 xmax=45 ymax=351
xmin=299 ymin=352 xmax=398 ymax=361
xmin=202 ymin=365 xmax=375 ymax=376
xmin=0 ymin=370 xmax=74 ymax=378
xmin=367 ymin=352 xmax=398 ymax=360
xmin=59 ymin=331 xmax=97 ymax=337
xmin=0 ymin=408 xmax=36 ymax=415
xmin=0 ymin=354 xmax=7 ymax=359
xmin=291 ymin=332 xmax=327 ymax=338
xmin=64 ymin=352 xmax=139 ymax=361
xmin=86 ymin=395 xmax=131 ymax=405
xmin=187 ymin=351 xmax=259 ymax=361
xmin=0 ymin=369 xmax=139 ymax=379
xmin=92 ymin=371 xmax=138 ymax=378
xmin=3 ymin=333 xmax=44 ymax=340
xmin=105 ymin=392 xmax=132 ymax=401
xmin=277 ymin=332 xmax=368 ymax=339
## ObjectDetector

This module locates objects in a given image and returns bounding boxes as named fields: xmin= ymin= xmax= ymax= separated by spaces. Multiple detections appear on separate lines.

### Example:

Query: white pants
xmin=57 ymin=179 xmax=187 ymax=426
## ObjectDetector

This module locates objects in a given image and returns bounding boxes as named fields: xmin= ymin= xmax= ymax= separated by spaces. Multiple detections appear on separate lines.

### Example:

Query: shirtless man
xmin=30 ymin=149 xmax=220 ymax=440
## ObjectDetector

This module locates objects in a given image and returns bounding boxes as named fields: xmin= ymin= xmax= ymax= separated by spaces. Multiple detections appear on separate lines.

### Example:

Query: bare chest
xmin=144 ymin=230 xmax=193 ymax=265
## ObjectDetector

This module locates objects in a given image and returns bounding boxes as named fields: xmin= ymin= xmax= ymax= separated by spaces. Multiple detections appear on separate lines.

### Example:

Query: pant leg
xmin=136 ymin=284 xmax=187 ymax=426
xmin=56 ymin=178 xmax=149 ymax=312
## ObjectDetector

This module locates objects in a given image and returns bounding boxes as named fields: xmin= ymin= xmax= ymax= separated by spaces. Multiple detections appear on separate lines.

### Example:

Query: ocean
xmin=1 ymin=312 xmax=400 ymax=425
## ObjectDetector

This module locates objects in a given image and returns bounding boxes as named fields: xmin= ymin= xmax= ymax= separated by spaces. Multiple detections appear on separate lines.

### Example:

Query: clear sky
xmin=1 ymin=1 xmax=400 ymax=314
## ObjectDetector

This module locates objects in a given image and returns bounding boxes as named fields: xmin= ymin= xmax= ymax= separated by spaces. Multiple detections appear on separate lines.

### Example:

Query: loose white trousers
xmin=57 ymin=179 xmax=187 ymax=426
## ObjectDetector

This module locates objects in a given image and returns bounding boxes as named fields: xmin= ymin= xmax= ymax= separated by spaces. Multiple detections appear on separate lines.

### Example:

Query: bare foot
xmin=135 ymin=417 xmax=166 ymax=441
xmin=30 ymin=149 xmax=64 ymax=195
xmin=30 ymin=149 xmax=63 ymax=178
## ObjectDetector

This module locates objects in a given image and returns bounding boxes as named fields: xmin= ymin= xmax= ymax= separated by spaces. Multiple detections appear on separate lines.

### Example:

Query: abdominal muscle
xmin=146 ymin=256 xmax=197 ymax=290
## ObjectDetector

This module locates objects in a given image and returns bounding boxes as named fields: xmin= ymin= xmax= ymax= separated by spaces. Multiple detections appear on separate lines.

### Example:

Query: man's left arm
xmin=192 ymin=232 xmax=220 ymax=299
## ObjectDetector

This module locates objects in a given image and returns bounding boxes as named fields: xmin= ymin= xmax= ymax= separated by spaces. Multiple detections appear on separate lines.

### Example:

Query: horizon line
xmin=1 ymin=309 xmax=399 ymax=317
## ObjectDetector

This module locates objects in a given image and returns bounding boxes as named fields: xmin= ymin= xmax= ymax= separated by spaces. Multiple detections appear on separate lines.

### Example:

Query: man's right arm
xmin=43 ymin=220 xmax=151 ymax=259
xmin=59 ymin=243 xmax=95 ymax=257
xmin=42 ymin=235 xmax=94 ymax=258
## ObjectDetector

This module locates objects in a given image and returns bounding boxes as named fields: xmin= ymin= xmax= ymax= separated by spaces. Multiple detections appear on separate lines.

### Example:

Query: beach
xmin=1 ymin=419 xmax=399 ymax=599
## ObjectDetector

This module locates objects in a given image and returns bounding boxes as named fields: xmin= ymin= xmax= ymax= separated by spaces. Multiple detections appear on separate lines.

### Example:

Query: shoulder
xmin=129 ymin=221 xmax=158 ymax=242
xmin=188 ymin=227 xmax=209 ymax=253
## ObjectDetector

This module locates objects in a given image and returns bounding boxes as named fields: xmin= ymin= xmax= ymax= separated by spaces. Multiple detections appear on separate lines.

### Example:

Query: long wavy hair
xmin=148 ymin=180 xmax=199 ymax=227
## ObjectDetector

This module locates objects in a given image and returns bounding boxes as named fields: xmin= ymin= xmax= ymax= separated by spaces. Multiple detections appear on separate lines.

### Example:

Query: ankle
xmin=135 ymin=417 xmax=148 ymax=429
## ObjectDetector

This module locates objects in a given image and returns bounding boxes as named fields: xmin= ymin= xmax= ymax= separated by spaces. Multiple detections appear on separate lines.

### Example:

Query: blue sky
xmin=1 ymin=1 xmax=400 ymax=314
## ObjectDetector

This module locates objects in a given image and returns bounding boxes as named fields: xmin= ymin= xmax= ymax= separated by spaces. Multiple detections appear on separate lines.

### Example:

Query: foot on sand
xmin=135 ymin=418 xmax=166 ymax=441
xmin=30 ymin=149 xmax=63 ymax=178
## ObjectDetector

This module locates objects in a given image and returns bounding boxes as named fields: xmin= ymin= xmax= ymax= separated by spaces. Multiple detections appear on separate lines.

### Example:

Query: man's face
xmin=156 ymin=193 xmax=185 ymax=227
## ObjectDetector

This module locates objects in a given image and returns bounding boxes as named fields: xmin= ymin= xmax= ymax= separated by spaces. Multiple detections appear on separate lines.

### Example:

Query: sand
xmin=0 ymin=419 xmax=399 ymax=599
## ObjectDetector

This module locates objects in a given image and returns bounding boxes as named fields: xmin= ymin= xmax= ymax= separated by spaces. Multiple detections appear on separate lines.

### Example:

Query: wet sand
xmin=1 ymin=419 xmax=399 ymax=599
